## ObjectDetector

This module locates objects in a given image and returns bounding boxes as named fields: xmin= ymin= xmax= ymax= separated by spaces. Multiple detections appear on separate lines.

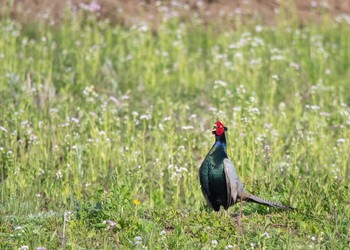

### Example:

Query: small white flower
xmin=49 ymin=108 xmax=58 ymax=113
xmin=248 ymin=107 xmax=260 ymax=115
xmin=214 ymin=80 xmax=227 ymax=87
xmin=188 ymin=114 xmax=197 ymax=120
xmin=311 ymin=236 xmax=316 ymax=241
xmin=255 ymin=25 xmax=263 ymax=32
xmin=21 ymin=120 xmax=29 ymax=126
xmin=133 ymin=236 xmax=143 ymax=245
xmin=140 ymin=114 xmax=150 ymax=120
xmin=71 ymin=117 xmax=80 ymax=124
xmin=181 ymin=126 xmax=193 ymax=130
xmin=58 ymin=123 xmax=69 ymax=127
xmin=211 ymin=239 xmax=218 ymax=246
xmin=249 ymin=96 xmax=257 ymax=103
xmin=56 ymin=170 xmax=63 ymax=180
xmin=261 ymin=232 xmax=270 ymax=238
xmin=272 ymin=74 xmax=279 ymax=80
xmin=233 ymin=106 xmax=241 ymax=112
xmin=290 ymin=62 xmax=301 ymax=70
xmin=320 ymin=112 xmax=330 ymax=117
xmin=337 ymin=138 xmax=345 ymax=143
xmin=20 ymin=246 xmax=29 ymax=250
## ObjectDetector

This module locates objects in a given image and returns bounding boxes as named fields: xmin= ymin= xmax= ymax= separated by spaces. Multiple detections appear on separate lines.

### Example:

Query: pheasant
xmin=199 ymin=121 xmax=291 ymax=212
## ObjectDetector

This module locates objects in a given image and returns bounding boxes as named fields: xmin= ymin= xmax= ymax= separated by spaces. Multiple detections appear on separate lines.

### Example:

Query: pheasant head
xmin=212 ymin=121 xmax=228 ymax=136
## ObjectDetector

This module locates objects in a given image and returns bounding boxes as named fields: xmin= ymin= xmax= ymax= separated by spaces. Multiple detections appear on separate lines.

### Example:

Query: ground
xmin=5 ymin=0 xmax=350 ymax=27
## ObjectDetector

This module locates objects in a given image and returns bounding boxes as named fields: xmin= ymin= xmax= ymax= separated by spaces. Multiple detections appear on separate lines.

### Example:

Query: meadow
xmin=0 ymin=5 xmax=350 ymax=249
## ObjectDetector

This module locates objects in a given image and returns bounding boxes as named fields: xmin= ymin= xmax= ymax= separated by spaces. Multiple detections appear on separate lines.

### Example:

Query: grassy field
xmin=0 ymin=6 xmax=350 ymax=249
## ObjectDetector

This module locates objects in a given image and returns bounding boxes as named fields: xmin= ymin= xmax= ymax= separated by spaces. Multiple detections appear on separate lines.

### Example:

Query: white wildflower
xmin=188 ymin=114 xmax=197 ymax=120
xmin=163 ymin=116 xmax=171 ymax=121
xmin=335 ymin=14 xmax=350 ymax=24
xmin=255 ymin=25 xmax=263 ymax=32
xmin=337 ymin=138 xmax=345 ymax=143
xmin=56 ymin=170 xmax=63 ymax=180
xmin=213 ymin=80 xmax=228 ymax=89
xmin=121 ymin=95 xmax=129 ymax=100
xmin=140 ymin=114 xmax=150 ymax=120
xmin=272 ymin=74 xmax=279 ymax=80
xmin=21 ymin=120 xmax=29 ymax=126
xmin=320 ymin=112 xmax=330 ymax=117
xmin=261 ymin=232 xmax=270 ymax=238
xmin=211 ymin=240 xmax=218 ymax=246
xmin=248 ymin=107 xmax=260 ymax=115
xmin=71 ymin=117 xmax=80 ymax=124
xmin=133 ymin=236 xmax=143 ymax=245
xmin=181 ymin=125 xmax=193 ymax=130
xmin=103 ymin=220 xmax=116 ymax=230
xmin=289 ymin=62 xmax=300 ymax=70
xmin=250 ymin=96 xmax=257 ymax=103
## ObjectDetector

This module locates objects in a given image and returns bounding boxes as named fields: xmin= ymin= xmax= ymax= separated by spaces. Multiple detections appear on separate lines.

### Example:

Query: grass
xmin=0 ymin=7 xmax=350 ymax=249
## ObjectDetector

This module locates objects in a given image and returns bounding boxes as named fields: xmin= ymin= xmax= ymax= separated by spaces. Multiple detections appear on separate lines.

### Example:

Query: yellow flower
xmin=133 ymin=199 xmax=140 ymax=205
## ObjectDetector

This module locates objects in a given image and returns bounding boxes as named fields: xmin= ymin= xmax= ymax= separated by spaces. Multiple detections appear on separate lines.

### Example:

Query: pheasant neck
xmin=214 ymin=133 xmax=227 ymax=150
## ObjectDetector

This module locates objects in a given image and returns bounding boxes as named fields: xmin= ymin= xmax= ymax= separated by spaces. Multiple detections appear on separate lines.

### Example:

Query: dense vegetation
xmin=0 ymin=9 xmax=350 ymax=249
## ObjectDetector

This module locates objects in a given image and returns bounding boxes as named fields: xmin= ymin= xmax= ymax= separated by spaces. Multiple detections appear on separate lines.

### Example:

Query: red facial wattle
xmin=213 ymin=121 xmax=226 ymax=136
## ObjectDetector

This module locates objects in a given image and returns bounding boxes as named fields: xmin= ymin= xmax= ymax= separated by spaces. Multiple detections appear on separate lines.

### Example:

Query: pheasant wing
xmin=223 ymin=158 xmax=244 ymax=207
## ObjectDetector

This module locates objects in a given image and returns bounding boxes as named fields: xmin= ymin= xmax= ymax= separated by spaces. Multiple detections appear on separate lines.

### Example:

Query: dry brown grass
xmin=2 ymin=0 xmax=350 ymax=27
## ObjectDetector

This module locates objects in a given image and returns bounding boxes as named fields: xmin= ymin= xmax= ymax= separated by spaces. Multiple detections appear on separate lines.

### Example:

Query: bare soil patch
xmin=3 ymin=0 xmax=350 ymax=27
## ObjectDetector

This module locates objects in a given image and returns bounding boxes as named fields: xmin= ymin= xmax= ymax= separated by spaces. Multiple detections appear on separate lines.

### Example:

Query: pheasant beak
xmin=212 ymin=126 xmax=217 ymax=134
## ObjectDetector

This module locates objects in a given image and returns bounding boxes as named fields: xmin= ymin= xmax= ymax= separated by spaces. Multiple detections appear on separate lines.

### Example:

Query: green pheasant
xmin=199 ymin=121 xmax=291 ymax=211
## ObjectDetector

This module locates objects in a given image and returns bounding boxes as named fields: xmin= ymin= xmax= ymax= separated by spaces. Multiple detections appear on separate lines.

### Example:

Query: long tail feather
xmin=245 ymin=194 xmax=293 ymax=209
